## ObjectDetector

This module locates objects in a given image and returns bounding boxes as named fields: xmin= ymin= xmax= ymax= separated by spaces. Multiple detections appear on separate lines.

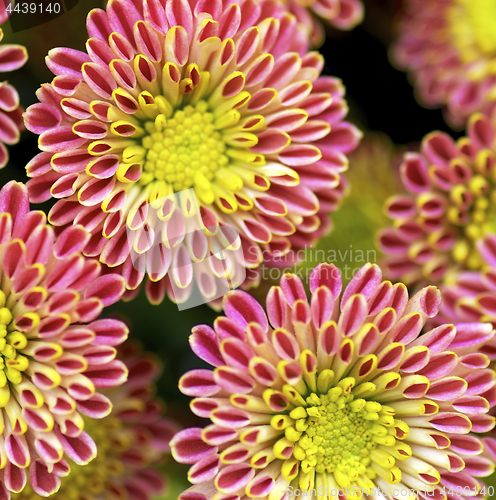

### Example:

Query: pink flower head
xmin=0 ymin=2 xmax=28 ymax=168
xmin=279 ymin=0 xmax=364 ymax=47
xmin=378 ymin=113 xmax=496 ymax=288
xmin=392 ymin=0 xmax=496 ymax=127
xmin=12 ymin=343 xmax=180 ymax=500
xmin=438 ymin=234 xmax=496 ymax=330
xmin=0 ymin=181 xmax=129 ymax=498
xmin=171 ymin=262 xmax=496 ymax=500
xmin=24 ymin=0 xmax=361 ymax=307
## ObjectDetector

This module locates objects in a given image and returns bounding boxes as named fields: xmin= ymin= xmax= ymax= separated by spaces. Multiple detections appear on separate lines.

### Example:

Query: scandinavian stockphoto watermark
xmin=286 ymin=485 xmax=495 ymax=498
xmin=125 ymin=188 xmax=247 ymax=310
xmin=125 ymin=188 xmax=378 ymax=310
xmin=258 ymin=245 xmax=378 ymax=283
xmin=2 ymin=0 xmax=80 ymax=32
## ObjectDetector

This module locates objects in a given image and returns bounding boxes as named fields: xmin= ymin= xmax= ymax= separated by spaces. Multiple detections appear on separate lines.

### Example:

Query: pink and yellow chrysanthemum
xmin=13 ymin=343 xmax=180 ymax=500
xmin=392 ymin=0 xmax=496 ymax=127
xmin=279 ymin=0 xmax=364 ymax=48
xmin=0 ymin=3 xmax=28 ymax=168
xmin=171 ymin=262 xmax=496 ymax=500
xmin=0 ymin=181 xmax=129 ymax=498
xmin=24 ymin=0 xmax=361 ymax=307
xmin=437 ymin=234 xmax=496 ymax=328
xmin=378 ymin=113 xmax=496 ymax=288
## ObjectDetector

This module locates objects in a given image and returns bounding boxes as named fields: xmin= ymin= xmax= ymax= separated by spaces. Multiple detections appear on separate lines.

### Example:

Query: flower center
xmin=0 ymin=290 xmax=29 ymax=404
xmin=450 ymin=175 xmax=496 ymax=270
xmin=449 ymin=0 xmax=496 ymax=62
xmin=122 ymin=100 xmax=240 ymax=207
xmin=291 ymin=389 xmax=379 ymax=480
xmin=141 ymin=100 xmax=228 ymax=191
xmin=13 ymin=417 xmax=127 ymax=500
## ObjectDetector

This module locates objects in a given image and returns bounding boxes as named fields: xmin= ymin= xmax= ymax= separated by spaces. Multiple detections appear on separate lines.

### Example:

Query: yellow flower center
xmin=449 ymin=173 xmax=496 ymax=270
xmin=449 ymin=0 xmax=496 ymax=76
xmin=273 ymin=374 xmax=412 ymax=495
xmin=118 ymin=94 xmax=261 ymax=211
xmin=13 ymin=417 xmax=127 ymax=500
xmin=0 ymin=290 xmax=29 ymax=406
xmin=292 ymin=391 xmax=377 ymax=477
xmin=139 ymin=101 xmax=229 ymax=194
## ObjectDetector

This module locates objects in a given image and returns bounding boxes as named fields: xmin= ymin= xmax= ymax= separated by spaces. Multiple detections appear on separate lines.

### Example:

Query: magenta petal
xmin=4 ymin=462 xmax=26 ymax=493
xmin=53 ymin=225 xmax=90 ymax=258
xmin=46 ymin=47 xmax=90 ymax=77
xmin=0 ymin=44 xmax=28 ymax=72
xmin=5 ymin=434 xmax=29 ymax=468
xmin=84 ymin=359 xmax=128 ymax=388
xmin=190 ymin=324 xmax=224 ymax=367
xmin=39 ymin=126 xmax=86 ymax=153
xmin=0 ymin=110 xmax=20 ymax=145
xmin=29 ymin=460 xmax=61 ymax=497
xmin=309 ymin=263 xmax=342 ymax=296
xmin=179 ymin=369 xmax=220 ymax=397
xmin=0 ymin=181 xmax=29 ymax=230
xmin=188 ymin=454 xmax=220 ymax=484
xmin=0 ymin=83 xmax=18 ymax=112
xmin=84 ymin=274 xmax=125 ymax=306
xmin=24 ymin=103 xmax=61 ymax=134
xmin=215 ymin=463 xmax=255 ymax=494
xmin=341 ymin=263 xmax=382 ymax=308
xmin=89 ymin=318 xmax=129 ymax=346
xmin=76 ymin=392 xmax=112 ymax=419
xmin=166 ymin=0 xmax=193 ymax=39
xmin=171 ymin=428 xmax=217 ymax=465
xmin=56 ymin=428 xmax=97 ymax=465
xmin=222 ymin=290 xmax=269 ymax=332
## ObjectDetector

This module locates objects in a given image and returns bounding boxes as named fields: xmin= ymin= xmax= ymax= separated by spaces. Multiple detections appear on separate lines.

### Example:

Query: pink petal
xmin=29 ymin=460 xmax=61 ymax=496
xmin=171 ymin=428 xmax=217 ymax=465
xmin=46 ymin=47 xmax=90 ymax=77
xmin=0 ymin=181 xmax=29 ymax=229
xmin=56 ymin=428 xmax=97 ymax=465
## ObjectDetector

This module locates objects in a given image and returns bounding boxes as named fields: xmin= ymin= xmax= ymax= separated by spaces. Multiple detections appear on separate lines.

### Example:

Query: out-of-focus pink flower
xmin=0 ymin=2 xmax=28 ymax=168
xmin=171 ymin=262 xmax=496 ymax=500
xmin=281 ymin=0 xmax=364 ymax=47
xmin=0 ymin=181 xmax=129 ymax=498
xmin=392 ymin=0 xmax=496 ymax=127
xmin=24 ymin=0 xmax=361 ymax=308
xmin=378 ymin=113 xmax=496 ymax=288
xmin=13 ymin=343 xmax=180 ymax=500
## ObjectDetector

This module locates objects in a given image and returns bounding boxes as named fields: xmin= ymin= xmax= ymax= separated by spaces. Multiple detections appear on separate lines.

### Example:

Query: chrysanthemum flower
xmin=280 ymin=0 xmax=364 ymax=47
xmin=435 ymin=234 xmax=496 ymax=330
xmin=0 ymin=3 xmax=28 ymax=168
xmin=378 ymin=113 xmax=496 ymax=288
xmin=171 ymin=262 xmax=496 ymax=500
xmin=392 ymin=0 xmax=496 ymax=127
xmin=24 ymin=0 xmax=361 ymax=307
xmin=12 ymin=343 xmax=180 ymax=500
xmin=0 ymin=180 xmax=129 ymax=498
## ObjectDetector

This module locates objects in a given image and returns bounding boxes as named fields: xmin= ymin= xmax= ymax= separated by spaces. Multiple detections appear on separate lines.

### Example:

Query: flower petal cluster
xmin=0 ymin=181 xmax=129 ymax=498
xmin=171 ymin=262 xmax=496 ymax=500
xmin=24 ymin=0 xmax=361 ymax=306
xmin=438 ymin=235 xmax=496 ymax=329
xmin=13 ymin=343 xmax=180 ymax=500
xmin=0 ymin=2 xmax=28 ymax=168
xmin=392 ymin=0 xmax=496 ymax=127
xmin=378 ymin=113 xmax=496 ymax=288
xmin=280 ymin=0 xmax=364 ymax=47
